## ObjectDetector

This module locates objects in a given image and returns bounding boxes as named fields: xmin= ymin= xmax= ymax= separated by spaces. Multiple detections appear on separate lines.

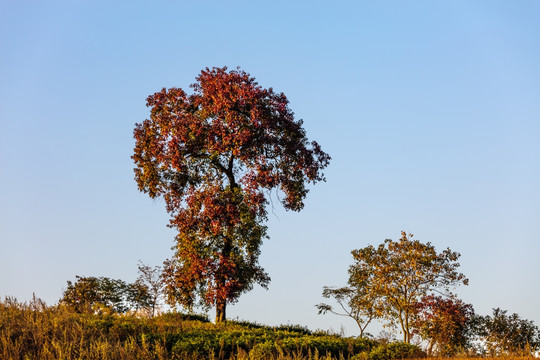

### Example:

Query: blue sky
xmin=1 ymin=1 xmax=539 ymax=336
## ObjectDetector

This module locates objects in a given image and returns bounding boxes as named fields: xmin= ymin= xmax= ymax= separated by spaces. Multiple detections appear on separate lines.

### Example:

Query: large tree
xmin=133 ymin=67 xmax=330 ymax=322
xmin=349 ymin=232 xmax=468 ymax=343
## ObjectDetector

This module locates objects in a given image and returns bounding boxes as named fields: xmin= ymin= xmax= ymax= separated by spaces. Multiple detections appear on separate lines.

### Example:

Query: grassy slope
xmin=0 ymin=296 xmax=418 ymax=360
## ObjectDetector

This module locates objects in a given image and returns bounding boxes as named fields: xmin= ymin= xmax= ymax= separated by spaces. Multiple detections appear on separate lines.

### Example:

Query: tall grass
xmin=0 ymin=296 xmax=386 ymax=359
xmin=3 ymin=296 xmax=537 ymax=359
xmin=0 ymin=295 xmax=168 ymax=359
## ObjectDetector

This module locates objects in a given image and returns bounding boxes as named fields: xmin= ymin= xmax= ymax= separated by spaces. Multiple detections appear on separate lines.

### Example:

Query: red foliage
xmin=133 ymin=67 xmax=330 ymax=321
xmin=412 ymin=295 xmax=474 ymax=356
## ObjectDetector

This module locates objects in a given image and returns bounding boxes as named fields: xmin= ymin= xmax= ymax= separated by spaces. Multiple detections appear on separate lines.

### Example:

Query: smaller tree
xmin=480 ymin=308 xmax=540 ymax=356
xmin=412 ymin=295 xmax=475 ymax=356
xmin=349 ymin=232 xmax=468 ymax=343
xmin=126 ymin=280 xmax=152 ymax=313
xmin=61 ymin=276 xmax=101 ymax=313
xmin=316 ymin=286 xmax=379 ymax=338
xmin=61 ymin=276 xmax=130 ymax=313
xmin=134 ymin=261 xmax=164 ymax=317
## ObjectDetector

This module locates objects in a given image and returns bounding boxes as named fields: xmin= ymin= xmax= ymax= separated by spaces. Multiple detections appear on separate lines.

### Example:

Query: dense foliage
xmin=479 ymin=308 xmax=540 ymax=356
xmin=317 ymin=233 xmax=540 ymax=357
xmin=60 ymin=275 xmax=151 ymax=314
xmin=322 ymin=232 xmax=468 ymax=343
xmin=412 ymin=295 xmax=475 ymax=356
xmin=348 ymin=232 xmax=468 ymax=343
xmin=132 ymin=66 xmax=330 ymax=322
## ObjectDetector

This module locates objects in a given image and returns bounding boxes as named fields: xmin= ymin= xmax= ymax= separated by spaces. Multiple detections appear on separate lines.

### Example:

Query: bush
xmin=154 ymin=311 xmax=209 ymax=323
xmin=368 ymin=342 xmax=425 ymax=360
xmin=249 ymin=341 xmax=276 ymax=358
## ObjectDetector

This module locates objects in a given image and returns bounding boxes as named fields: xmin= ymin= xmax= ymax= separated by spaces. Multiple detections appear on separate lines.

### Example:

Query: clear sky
xmin=1 ymin=1 xmax=539 ymax=337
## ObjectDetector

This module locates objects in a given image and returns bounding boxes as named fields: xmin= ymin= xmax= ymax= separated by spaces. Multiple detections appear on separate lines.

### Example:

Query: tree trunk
xmin=215 ymin=300 xmax=226 ymax=323
xmin=404 ymin=308 xmax=411 ymax=343
xmin=399 ymin=310 xmax=409 ymax=343
xmin=356 ymin=320 xmax=364 ymax=338
xmin=215 ymin=235 xmax=231 ymax=324
xmin=427 ymin=340 xmax=434 ymax=357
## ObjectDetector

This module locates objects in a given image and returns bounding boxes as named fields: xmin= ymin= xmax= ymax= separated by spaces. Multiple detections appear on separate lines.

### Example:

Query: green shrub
xmin=273 ymin=323 xmax=312 ymax=335
xmin=249 ymin=341 xmax=276 ymax=358
xmin=368 ymin=342 xmax=425 ymax=360
xmin=155 ymin=311 xmax=209 ymax=323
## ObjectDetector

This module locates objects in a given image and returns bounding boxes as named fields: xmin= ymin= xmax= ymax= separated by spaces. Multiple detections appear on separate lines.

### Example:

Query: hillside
xmin=0 ymin=296 xmax=422 ymax=360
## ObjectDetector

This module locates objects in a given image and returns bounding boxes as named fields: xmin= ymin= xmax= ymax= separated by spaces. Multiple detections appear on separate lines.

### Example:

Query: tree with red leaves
xmin=412 ymin=295 xmax=475 ymax=356
xmin=132 ymin=67 xmax=330 ymax=322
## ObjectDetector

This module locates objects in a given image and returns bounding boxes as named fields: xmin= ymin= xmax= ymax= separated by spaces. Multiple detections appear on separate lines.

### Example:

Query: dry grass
xmin=0 ymin=296 xmax=171 ymax=360
xmin=2 ymin=296 xmax=536 ymax=360
xmin=0 ymin=296 xmax=368 ymax=359
xmin=420 ymin=358 xmax=538 ymax=360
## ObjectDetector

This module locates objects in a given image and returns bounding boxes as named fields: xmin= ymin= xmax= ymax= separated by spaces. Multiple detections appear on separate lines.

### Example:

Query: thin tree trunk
xmin=356 ymin=319 xmax=364 ymax=338
xmin=427 ymin=340 xmax=434 ymax=357
xmin=399 ymin=310 xmax=408 ymax=343
xmin=404 ymin=308 xmax=410 ymax=343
